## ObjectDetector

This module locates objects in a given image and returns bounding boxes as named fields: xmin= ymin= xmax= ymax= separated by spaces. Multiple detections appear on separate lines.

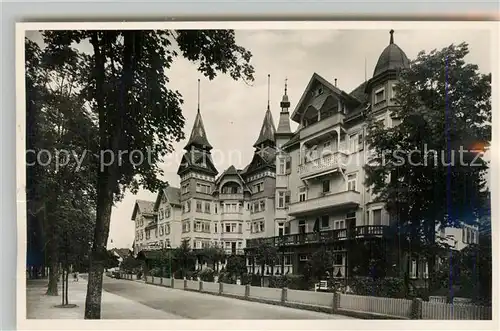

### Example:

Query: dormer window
xmin=315 ymin=87 xmax=324 ymax=97
xmin=374 ymin=87 xmax=385 ymax=105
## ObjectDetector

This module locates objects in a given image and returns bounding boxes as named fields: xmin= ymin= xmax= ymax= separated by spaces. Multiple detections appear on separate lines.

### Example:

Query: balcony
xmin=245 ymin=225 xmax=389 ymax=248
xmin=219 ymin=193 xmax=244 ymax=201
xmin=220 ymin=231 xmax=244 ymax=240
xmin=300 ymin=113 xmax=344 ymax=140
xmin=298 ymin=152 xmax=348 ymax=180
xmin=288 ymin=190 xmax=361 ymax=217
xmin=221 ymin=212 xmax=244 ymax=221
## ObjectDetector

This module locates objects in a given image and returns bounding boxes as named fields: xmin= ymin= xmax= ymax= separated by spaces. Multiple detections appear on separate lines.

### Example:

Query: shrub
xmin=199 ymin=267 xmax=215 ymax=282
xmin=150 ymin=267 xmax=162 ymax=277
xmin=218 ymin=271 xmax=236 ymax=284
xmin=350 ymin=276 xmax=406 ymax=298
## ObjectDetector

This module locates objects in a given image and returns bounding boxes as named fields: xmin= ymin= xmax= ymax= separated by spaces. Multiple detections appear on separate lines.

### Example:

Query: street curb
xmin=120 ymin=276 xmax=405 ymax=319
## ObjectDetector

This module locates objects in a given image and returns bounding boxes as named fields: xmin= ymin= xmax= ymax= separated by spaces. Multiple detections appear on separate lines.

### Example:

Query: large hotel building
xmin=131 ymin=30 xmax=479 ymax=281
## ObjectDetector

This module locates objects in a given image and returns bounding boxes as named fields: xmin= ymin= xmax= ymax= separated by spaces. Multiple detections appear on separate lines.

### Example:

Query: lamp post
xmin=167 ymin=244 xmax=172 ymax=278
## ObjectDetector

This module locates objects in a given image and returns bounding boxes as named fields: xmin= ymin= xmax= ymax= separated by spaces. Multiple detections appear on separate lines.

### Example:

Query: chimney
xmin=334 ymin=78 xmax=337 ymax=87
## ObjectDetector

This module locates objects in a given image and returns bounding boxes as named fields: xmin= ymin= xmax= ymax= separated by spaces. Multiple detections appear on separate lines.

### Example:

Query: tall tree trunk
xmin=46 ymin=238 xmax=59 ymax=296
xmin=65 ymin=267 xmax=69 ymax=305
xmin=61 ymin=268 xmax=65 ymax=305
xmin=84 ymin=30 xmax=137 ymax=319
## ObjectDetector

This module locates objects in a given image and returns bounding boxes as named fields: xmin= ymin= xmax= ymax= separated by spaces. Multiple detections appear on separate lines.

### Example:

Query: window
xmin=471 ymin=230 xmax=476 ymax=244
xmin=196 ymin=183 xmax=211 ymax=194
xmin=374 ymin=87 xmax=385 ymax=104
xmin=322 ymin=180 xmax=330 ymax=193
xmin=225 ymin=224 xmax=231 ymax=233
xmin=196 ymin=200 xmax=202 ymax=212
xmin=260 ymin=200 xmax=266 ymax=211
xmin=299 ymin=187 xmax=307 ymax=202
xmin=159 ymin=209 xmax=164 ymax=220
xmin=285 ymin=157 xmax=292 ymax=174
xmin=238 ymin=223 xmax=243 ymax=233
xmin=165 ymin=207 xmax=171 ymax=218
xmin=321 ymin=215 xmax=329 ymax=229
xmin=181 ymin=183 xmax=189 ymax=194
xmin=349 ymin=134 xmax=359 ymax=153
xmin=285 ymin=191 xmax=290 ymax=206
xmin=284 ymin=255 xmax=292 ymax=265
xmin=391 ymin=83 xmax=397 ymax=100
xmin=284 ymin=223 xmax=290 ymax=235
xmin=253 ymin=182 xmax=263 ymax=193
xmin=214 ymin=223 xmax=218 ymax=233
xmin=204 ymin=202 xmax=211 ymax=214
xmin=159 ymin=225 xmax=164 ymax=236
xmin=247 ymin=221 xmax=251 ymax=231
xmin=203 ymin=222 xmax=211 ymax=233
xmin=259 ymin=221 xmax=265 ymax=232
xmin=277 ymin=191 xmax=286 ymax=209
xmin=333 ymin=220 xmax=345 ymax=230
xmin=423 ymin=260 xmax=429 ymax=279
xmin=373 ymin=209 xmax=382 ymax=225
xmin=182 ymin=221 xmax=190 ymax=233
xmin=146 ymin=230 xmax=150 ymax=240
xmin=278 ymin=157 xmax=286 ymax=175
xmin=278 ymin=222 xmax=284 ymax=236
xmin=334 ymin=254 xmax=343 ymax=265
xmin=410 ymin=258 xmax=417 ymax=279
xmin=346 ymin=212 xmax=356 ymax=227
xmin=347 ymin=174 xmax=357 ymax=191
xmin=238 ymin=242 xmax=242 ymax=248
xmin=165 ymin=224 xmax=170 ymax=235
xmin=214 ymin=203 xmax=218 ymax=214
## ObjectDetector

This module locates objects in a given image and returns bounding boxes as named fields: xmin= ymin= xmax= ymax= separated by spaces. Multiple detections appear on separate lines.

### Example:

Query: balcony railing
xmin=300 ymin=113 xmax=344 ymax=140
xmin=219 ymin=193 xmax=244 ymax=201
xmin=288 ymin=190 xmax=361 ymax=216
xmin=245 ymin=225 xmax=388 ymax=248
xmin=298 ymin=152 xmax=348 ymax=180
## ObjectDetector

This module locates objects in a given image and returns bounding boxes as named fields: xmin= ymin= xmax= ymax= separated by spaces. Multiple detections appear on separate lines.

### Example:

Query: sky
xmin=26 ymin=28 xmax=492 ymax=250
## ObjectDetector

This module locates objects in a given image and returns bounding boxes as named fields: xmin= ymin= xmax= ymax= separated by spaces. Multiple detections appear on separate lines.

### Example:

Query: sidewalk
xmin=26 ymin=277 xmax=181 ymax=319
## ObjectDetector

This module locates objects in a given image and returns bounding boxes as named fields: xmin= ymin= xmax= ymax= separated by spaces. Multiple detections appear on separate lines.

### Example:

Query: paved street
xmin=101 ymin=276 xmax=355 ymax=319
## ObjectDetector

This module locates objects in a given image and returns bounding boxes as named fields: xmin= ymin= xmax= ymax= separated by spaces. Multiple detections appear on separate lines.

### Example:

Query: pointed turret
xmin=184 ymin=79 xmax=212 ymax=151
xmin=276 ymin=78 xmax=292 ymax=137
xmin=184 ymin=111 xmax=212 ymax=151
xmin=178 ymin=79 xmax=218 ymax=177
xmin=253 ymin=75 xmax=276 ymax=148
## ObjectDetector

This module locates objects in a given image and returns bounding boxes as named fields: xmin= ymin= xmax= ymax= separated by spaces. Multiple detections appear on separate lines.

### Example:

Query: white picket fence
xmin=339 ymin=294 xmax=413 ymax=318
xmin=134 ymin=275 xmax=492 ymax=320
xmin=422 ymin=301 xmax=492 ymax=320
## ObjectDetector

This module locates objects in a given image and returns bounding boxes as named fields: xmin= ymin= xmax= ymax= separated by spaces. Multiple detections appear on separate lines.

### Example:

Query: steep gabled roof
xmin=131 ymin=200 xmax=156 ymax=220
xmin=282 ymin=131 xmax=301 ymax=150
xmin=153 ymin=186 xmax=181 ymax=211
xmin=244 ymin=147 xmax=277 ymax=176
xmin=177 ymin=149 xmax=218 ymax=176
xmin=214 ymin=165 xmax=252 ymax=192
xmin=253 ymin=107 xmax=277 ymax=147
xmin=290 ymin=72 xmax=361 ymax=123
xmin=111 ymin=248 xmax=132 ymax=260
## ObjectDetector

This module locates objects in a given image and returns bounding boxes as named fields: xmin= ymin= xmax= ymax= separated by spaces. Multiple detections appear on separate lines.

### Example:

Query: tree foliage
xmin=225 ymin=255 xmax=247 ymax=278
xmin=304 ymin=247 xmax=334 ymax=283
xmin=25 ymin=37 xmax=98 ymax=296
